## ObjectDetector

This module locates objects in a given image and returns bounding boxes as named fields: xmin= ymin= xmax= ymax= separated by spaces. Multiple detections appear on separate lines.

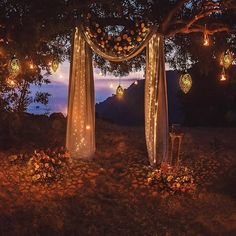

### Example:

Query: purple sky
xmin=28 ymin=61 xmax=144 ymax=115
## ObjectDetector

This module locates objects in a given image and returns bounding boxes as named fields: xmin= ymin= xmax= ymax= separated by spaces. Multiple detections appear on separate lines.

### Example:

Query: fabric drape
xmin=67 ymin=26 xmax=169 ymax=166
xmin=145 ymin=34 xmax=169 ymax=166
xmin=66 ymin=27 xmax=95 ymax=158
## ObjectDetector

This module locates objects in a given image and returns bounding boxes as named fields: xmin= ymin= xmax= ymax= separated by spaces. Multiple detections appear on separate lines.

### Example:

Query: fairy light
xmin=134 ymin=80 xmax=138 ymax=85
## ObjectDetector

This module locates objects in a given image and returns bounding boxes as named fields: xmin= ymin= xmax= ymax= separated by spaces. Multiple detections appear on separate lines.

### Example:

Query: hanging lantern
xmin=51 ymin=59 xmax=59 ymax=72
xmin=6 ymin=77 xmax=17 ymax=88
xmin=220 ymin=50 xmax=234 ymax=69
xmin=220 ymin=67 xmax=227 ymax=81
xmin=203 ymin=25 xmax=210 ymax=46
xmin=116 ymin=85 xmax=124 ymax=98
xmin=179 ymin=73 xmax=192 ymax=94
xmin=8 ymin=56 xmax=21 ymax=78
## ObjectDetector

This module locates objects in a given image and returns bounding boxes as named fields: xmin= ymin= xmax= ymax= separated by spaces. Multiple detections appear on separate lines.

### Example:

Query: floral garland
xmin=83 ymin=13 xmax=151 ymax=57
xmin=147 ymin=163 xmax=196 ymax=195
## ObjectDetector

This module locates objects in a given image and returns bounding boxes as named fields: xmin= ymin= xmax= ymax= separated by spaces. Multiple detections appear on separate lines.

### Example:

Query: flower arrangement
xmin=83 ymin=13 xmax=151 ymax=57
xmin=27 ymin=147 xmax=71 ymax=183
xmin=147 ymin=163 xmax=196 ymax=195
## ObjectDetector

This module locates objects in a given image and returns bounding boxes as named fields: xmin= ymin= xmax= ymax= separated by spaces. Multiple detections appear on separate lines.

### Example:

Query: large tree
xmin=0 ymin=0 xmax=236 ymax=111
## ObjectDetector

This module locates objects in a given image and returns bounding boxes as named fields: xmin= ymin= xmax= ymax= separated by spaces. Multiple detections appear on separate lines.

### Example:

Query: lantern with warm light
xmin=116 ymin=84 xmax=124 ymax=97
xmin=179 ymin=73 xmax=192 ymax=94
xmin=203 ymin=32 xmax=210 ymax=46
xmin=6 ymin=77 xmax=17 ymax=88
xmin=8 ymin=56 xmax=21 ymax=78
xmin=220 ymin=68 xmax=227 ymax=81
xmin=51 ymin=59 xmax=59 ymax=72
xmin=220 ymin=51 xmax=234 ymax=69
xmin=203 ymin=25 xmax=210 ymax=46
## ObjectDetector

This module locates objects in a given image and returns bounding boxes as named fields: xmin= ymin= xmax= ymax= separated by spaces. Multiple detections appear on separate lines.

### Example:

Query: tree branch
xmin=167 ymin=24 xmax=236 ymax=36
xmin=161 ymin=0 xmax=190 ymax=33
xmin=185 ymin=9 xmax=221 ymax=29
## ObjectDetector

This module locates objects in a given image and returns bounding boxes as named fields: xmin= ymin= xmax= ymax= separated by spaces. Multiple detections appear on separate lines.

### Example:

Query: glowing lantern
xmin=220 ymin=51 xmax=234 ymax=69
xmin=203 ymin=32 xmax=210 ymax=46
xmin=8 ymin=56 xmax=21 ymax=78
xmin=6 ymin=77 xmax=17 ymax=88
xmin=179 ymin=73 xmax=192 ymax=94
xmin=51 ymin=59 xmax=59 ymax=72
xmin=203 ymin=25 xmax=210 ymax=47
xmin=29 ymin=64 xmax=34 ymax=70
xmin=220 ymin=68 xmax=227 ymax=81
xmin=116 ymin=85 xmax=124 ymax=98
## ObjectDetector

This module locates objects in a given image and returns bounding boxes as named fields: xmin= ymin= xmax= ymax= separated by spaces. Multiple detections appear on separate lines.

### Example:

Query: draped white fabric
xmin=67 ymin=26 xmax=169 ymax=165
xmin=145 ymin=34 xmax=169 ymax=165
xmin=66 ymin=28 xmax=95 ymax=158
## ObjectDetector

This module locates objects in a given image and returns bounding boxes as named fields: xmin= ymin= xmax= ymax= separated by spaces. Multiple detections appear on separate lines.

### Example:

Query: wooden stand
xmin=169 ymin=132 xmax=184 ymax=166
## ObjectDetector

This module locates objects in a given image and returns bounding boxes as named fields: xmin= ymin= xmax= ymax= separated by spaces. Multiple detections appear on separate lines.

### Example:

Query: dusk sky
xmin=28 ymin=61 xmax=145 ymax=115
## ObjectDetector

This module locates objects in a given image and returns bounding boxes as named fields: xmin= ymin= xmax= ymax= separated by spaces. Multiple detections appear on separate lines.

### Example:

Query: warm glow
xmin=86 ymin=125 xmax=91 ymax=130
xmin=203 ymin=30 xmax=210 ymax=46
xmin=203 ymin=37 xmax=209 ymax=46
xmin=220 ymin=51 xmax=234 ymax=69
xmin=52 ymin=59 xmax=59 ymax=72
xmin=6 ymin=78 xmax=16 ymax=87
xmin=220 ymin=72 xmax=227 ymax=81
xmin=116 ymin=85 xmax=124 ymax=98
xmin=134 ymin=80 xmax=138 ymax=85
xmin=179 ymin=73 xmax=192 ymax=94
xmin=220 ymin=74 xmax=227 ymax=81
xmin=29 ymin=63 xmax=34 ymax=69
xmin=109 ymin=83 xmax=114 ymax=88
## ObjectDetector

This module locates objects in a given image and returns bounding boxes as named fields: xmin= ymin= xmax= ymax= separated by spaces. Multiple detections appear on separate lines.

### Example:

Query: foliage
xmin=0 ymin=0 xmax=235 ymax=111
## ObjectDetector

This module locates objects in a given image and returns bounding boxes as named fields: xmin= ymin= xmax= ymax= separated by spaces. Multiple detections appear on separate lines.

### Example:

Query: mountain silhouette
xmin=96 ymin=71 xmax=184 ymax=126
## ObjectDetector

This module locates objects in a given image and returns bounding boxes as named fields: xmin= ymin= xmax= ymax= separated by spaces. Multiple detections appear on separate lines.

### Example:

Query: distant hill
xmin=96 ymin=71 xmax=184 ymax=126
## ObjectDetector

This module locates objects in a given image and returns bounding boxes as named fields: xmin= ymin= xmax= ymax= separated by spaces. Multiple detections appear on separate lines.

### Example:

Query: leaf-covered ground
xmin=0 ymin=120 xmax=236 ymax=235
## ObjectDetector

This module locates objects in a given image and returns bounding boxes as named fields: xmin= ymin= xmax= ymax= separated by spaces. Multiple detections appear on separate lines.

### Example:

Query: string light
xmin=134 ymin=80 xmax=138 ymax=85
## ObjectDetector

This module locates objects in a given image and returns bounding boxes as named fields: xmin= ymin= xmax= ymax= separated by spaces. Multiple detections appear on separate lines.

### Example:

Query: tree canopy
xmin=0 ymin=0 xmax=236 ymax=111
